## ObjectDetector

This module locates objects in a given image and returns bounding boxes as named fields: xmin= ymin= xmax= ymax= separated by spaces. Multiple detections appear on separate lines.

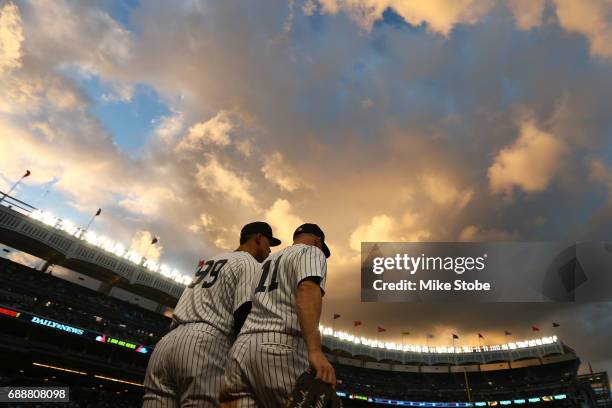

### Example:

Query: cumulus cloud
xmin=507 ymin=0 xmax=545 ymax=30
xmin=154 ymin=112 xmax=185 ymax=145
xmin=195 ymin=157 xmax=256 ymax=208
xmin=488 ymin=121 xmax=569 ymax=196
xmin=129 ymin=230 xmax=163 ymax=261
xmin=554 ymin=0 xmax=612 ymax=58
xmin=316 ymin=0 xmax=494 ymax=35
xmin=348 ymin=213 xmax=430 ymax=252
xmin=261 ymin=152 xmax=305 ymax=192
xmin=589 ymin=158 xmax=612 ymax=202
xmin=176 ymin=111 xmax=233 ymax=152
xmin=264 ymin=199 xmax=304 ymax=245
xmin=0 ymin=2 xmax=23 ymax=73
xmin=458 ymin=225 xmax=518 ymax=241
xmin=420 ymin=174 xmax=473 ymax=208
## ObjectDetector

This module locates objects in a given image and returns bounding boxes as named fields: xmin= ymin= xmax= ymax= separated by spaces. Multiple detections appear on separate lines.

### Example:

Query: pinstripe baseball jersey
xmin=239 ymin=244 xmax=327 ymax=336
xmin=172 ymin=251 xmax=259 ymax=337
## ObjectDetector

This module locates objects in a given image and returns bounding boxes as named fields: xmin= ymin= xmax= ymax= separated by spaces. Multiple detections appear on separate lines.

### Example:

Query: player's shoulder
xmin=281 ymin=244 xmax=326 ymax=260
xmin=204 ymin=251 xmax=251 ymax=268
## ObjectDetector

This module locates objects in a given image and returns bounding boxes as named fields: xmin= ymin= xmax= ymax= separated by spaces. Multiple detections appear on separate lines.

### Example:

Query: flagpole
xmin=332 ymin=313 xmax=342 ymax=335
xmin=80 ymin=208 xmax=102 ymax=239
xmin=0 ymin=170 xmax=31 ymax=204
xmin=144 ymin=236 xmax=158 ymax=260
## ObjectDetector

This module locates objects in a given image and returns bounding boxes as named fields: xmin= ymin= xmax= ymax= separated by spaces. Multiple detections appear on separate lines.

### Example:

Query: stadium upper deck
xmin=0 ymin=193 xmax=185 ymax=304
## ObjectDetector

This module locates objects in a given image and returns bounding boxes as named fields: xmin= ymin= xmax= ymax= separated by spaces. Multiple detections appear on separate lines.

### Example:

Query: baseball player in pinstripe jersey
xmin=220 ymin=223 xmax=336 ymax=408
xmin=143 ymin=222 xmax=281 ymax=408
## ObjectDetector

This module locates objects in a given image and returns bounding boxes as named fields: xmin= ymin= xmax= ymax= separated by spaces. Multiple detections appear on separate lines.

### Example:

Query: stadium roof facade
xmin=320 ymin=325 xmax=573 ymax=368
xmin=0 ymin=195 xmax=185 ymax=305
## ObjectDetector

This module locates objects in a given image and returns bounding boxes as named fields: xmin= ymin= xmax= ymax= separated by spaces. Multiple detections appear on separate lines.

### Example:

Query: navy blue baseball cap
xmin=241 ymin=222 xmax=281 ymax=246
xmin=293 ymin=223 xmax=330 ymax=258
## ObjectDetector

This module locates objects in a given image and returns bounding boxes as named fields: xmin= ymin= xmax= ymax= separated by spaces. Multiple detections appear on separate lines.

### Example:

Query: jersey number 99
xmin=188 ymin=259 xmax=227 ymax=288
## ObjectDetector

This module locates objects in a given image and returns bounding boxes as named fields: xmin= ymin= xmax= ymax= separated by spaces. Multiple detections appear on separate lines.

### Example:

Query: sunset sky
xmin=1 ymin=0 xmax=612 ymax=375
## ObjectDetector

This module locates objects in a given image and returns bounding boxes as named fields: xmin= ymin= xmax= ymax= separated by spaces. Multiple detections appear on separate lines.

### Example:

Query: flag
xmin=427 ymin=334 xmax=434 ymax=339
xmin=354 ymin=320 xmax=362 ymax=327
xmin=552 ymin=322 xmax=560 ymax=328
xmin=478 ymin=333 xmax=484 ymax=339
xmin=588 ymin=362 xmax=594 ymax=375
xmin=378 ymin=327 xmax=386 ymax=333
xmin=197 ymin=259 xmax=205 ymax=268
xmin=402 ymin=331 xmax=411 ymax=336
xmin=532 ymin=326 xmax=540 ymax=332
xmin=95 ymin=208 xmax=102 ymax=216
xmin=24 ymin=170 xmax=31 ymax=178
xmin=452 ymin=334 xmax=459 ymax=340
xmin=333 ymin=314 xmax=341 ymax=320
xmin=504 ymin=330 xmax=512 ymax=336
xmin=151 ymin=237 xmax=158 ymax=245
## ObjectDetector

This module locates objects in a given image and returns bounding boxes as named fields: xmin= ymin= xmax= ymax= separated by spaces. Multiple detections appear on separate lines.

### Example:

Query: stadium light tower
xmin=0 ymin=170 xmax=31 ymax=204
xmin=143 ymin=236 xmax=159 ymax=260
xmin=79 ymin=208 xmax=102 ymax=239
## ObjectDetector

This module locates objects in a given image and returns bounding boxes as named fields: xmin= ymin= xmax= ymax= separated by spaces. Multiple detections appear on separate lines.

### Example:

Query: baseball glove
xmin=286 ymin=369 xmax=343 ymax=408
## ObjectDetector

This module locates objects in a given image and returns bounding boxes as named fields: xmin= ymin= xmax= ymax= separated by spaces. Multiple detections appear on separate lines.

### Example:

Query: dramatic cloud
xmin=458 ymin=225 xmax=518 ymax=242
xmin=261 ymin=152 xmax=305 ymax=192
xmin=1 ymin=0 xmax=612 ymax=377
xmin=265 ymin=199 xmax=304 ymax=244
xmin=554 ymin=0 xmax=612 ymax=58
xmin=589 ymin=159 xmax=612 ymax=202
xmin=315 ymin=0 xmax=494 ymax=35
xmin=195 ymin=157 xmax=256 ymax=208
xmin=0 ymin=2 xmax=23 ymax=73
xmin=488 ymin=121 xmax=569 ymax=196
xmin=129 ymin=230 xmax=163 ymax=261
xmin=176 ymin=111 xmax=233 ymax=152
xmin=507 ymin=0 xmax=545 ymax=30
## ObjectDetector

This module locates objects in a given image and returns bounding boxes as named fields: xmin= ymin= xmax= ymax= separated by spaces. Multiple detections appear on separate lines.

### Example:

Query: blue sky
xmin=66 ymin=69 xmax=170 ymax=156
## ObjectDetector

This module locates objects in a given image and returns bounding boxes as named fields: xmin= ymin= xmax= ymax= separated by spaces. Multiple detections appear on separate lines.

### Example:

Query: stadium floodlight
xmin=160 ymin=264 xmax=172 ymax=278
xmin=59 ymin=219 xmax=79 ymax=236
xmin=23 ymin=205 xmax=194 ymax=287
xmin=179 ymin=275 xmax=192 ymax=286
xmin=553 ymin=395 xmax=566 ymax=400
xmin=100 ymin=236 xmax=116 ymax=253
xmin=40 ymin=211 xmax=59 ymax=227
xmin=112 ymin=243 xmax=126 ymax=258
xmin=124 ymin=251 xmax=142 ymax=264
xmin=318 ymin=324 xmax=560 ymax=354
xmin=84 ymin=230 xmax=99 ymax=246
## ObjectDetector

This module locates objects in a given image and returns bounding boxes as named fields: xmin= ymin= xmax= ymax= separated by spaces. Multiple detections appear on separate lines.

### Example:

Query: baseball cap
xmin=240 ymin=222 xmax=281 ymax=246
xmin=293 ymin=223 xmax=331 ymax=258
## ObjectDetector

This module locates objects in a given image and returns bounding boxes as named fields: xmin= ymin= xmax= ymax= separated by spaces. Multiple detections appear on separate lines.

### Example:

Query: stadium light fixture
xmin=26 ymin=207 xmax=193 ymax=286
xmin=319 ymin=325 xmax=559 ymax=354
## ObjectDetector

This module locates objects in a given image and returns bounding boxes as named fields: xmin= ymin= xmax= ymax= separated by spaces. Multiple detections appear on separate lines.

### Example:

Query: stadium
xmin=0 ymin=193 xmax=610 ymax=407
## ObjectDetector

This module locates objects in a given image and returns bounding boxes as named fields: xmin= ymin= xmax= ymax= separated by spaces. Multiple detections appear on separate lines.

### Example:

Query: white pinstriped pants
xmin=220 ymin=332 xmax=309 ymax=408
xmin=143 ymin=323 xmax=231 ymax=408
